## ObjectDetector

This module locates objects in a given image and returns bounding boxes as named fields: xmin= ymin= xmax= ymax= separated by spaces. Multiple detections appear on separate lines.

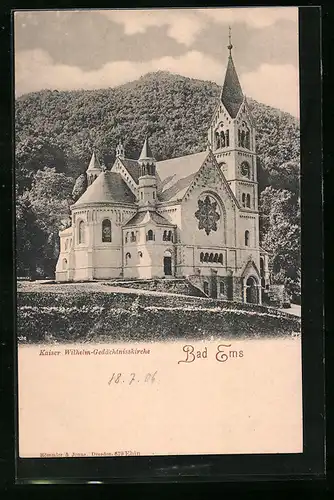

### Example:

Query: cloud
xmin=241 ymin=63 xmax=299 ymax=117
xmin=101 ymin=9 xmax=203 ymax=46
xmin=198 ymin=7 xmax=298 ymax=29
xmin=15 ymin=48 xmax=299 ymax=117
xmin=100 ymin=7 xmax=298 ymax=45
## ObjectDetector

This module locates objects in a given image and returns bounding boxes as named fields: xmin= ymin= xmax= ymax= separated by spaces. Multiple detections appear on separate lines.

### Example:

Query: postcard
xmin=15 ymin=7 xmax=302 ymax=459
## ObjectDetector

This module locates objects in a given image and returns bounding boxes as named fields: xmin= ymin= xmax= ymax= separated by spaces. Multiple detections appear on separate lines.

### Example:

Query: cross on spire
xmin=228 ymin=25 xmax=233 ymax=55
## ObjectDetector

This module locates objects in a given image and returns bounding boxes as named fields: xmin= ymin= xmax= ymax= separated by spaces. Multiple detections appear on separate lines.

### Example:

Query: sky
xmin=14 ymin=8 xmax=300 ymax=117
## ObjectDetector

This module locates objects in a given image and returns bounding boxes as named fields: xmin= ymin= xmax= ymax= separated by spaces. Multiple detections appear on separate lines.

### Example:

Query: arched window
xmin=147 ymin=229 xmax=154 ymax=241
xmin=215 ymin=132 xmax=220 ymax=149
xmin=138 ymin=251 xmax=143 ymax=258
xmin=225 ymin=129 xmax=230 ymax=147
xmin=204 ymin=253 xmax=209 ymax=262
xmin=220 ymin=282 xmax=225 ymax=294
xmin=125 ymin=252 xmax=131 ymax=265
xmin=220 ymin=131 xmax=225 ymax=147
xmin=200 ymin=252 xmax=204 ymax=263
xmin=246 ymin=130 xmax=250 ymax=149
xmin=246 ymin=194 xmax=251 ymax=208
xmin=130 ymin=231 xmax=136 ymax=242
xmin=78 ymin=220 xmax=85 ymax=244
xmin=242 ymin=193 xmax=246 ymax=207
xmin=203 ymin=282 xmax=209 ymax=295
xmin=218 ymin=253 xmax=223 ymax=264
xmin=241 ymin=130 xmax=246 ymax=147
xmin=213 ymin=253 xmax=218 ymax=262
xmin=245 ymin=230 xmax=250 ymax=246
xmin=209 ymin=253 xmax=214 ymax=263
xmin=62 ymin=258 xmax=68 ymax=270
xmin=102 ymin=219 xmax=112 ymax=242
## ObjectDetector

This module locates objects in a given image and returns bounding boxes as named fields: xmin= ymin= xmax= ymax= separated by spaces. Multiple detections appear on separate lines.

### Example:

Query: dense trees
xmin=15 ymin=71 xmax=300 ymax=297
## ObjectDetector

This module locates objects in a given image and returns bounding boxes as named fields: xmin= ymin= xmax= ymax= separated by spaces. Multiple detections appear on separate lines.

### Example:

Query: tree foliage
xmin=15 ymin=71 xmax=300 ymax=295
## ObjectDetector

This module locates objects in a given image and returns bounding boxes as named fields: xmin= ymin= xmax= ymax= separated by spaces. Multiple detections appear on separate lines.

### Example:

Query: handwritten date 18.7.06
xmin=108 ymin=372 xmax=158 ymax=386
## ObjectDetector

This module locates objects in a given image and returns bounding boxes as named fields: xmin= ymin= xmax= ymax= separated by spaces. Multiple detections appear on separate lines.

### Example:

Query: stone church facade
xmin=56 ymin=42 xmax=270 ymax=304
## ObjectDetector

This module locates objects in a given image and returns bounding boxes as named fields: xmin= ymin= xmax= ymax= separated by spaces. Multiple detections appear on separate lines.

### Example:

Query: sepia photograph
xmin=15 ymin=7 xmax=303 ymax=459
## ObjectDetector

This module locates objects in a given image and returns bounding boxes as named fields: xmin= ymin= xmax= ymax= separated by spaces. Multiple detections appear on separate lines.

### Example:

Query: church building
xmin=55 ymin=37 xmax=270 ymax=304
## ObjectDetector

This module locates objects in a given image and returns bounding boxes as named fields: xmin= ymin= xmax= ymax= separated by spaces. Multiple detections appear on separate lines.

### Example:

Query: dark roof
xmin=124 ymin=210 xmax=174 ymax=227
xmin=73 ymin=171 xmax=135 ymax=207
xmin=120 ymin=158 xmax=140 ymax=183
xmin=221 ymin=55 xmax=244 ymax=118
xmin=139 ymin=137 xmax=154 ymax=160
xmin=156 ymin=151 xmax=208 ymax=202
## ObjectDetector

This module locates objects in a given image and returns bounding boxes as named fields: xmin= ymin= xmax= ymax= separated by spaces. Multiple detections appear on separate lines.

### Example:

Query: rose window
xmin=195 ymin=195 xmax=220 ymax=235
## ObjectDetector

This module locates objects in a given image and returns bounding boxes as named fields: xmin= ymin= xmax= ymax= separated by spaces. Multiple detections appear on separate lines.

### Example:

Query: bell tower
xmin=208 ymin=28 xmax=258 ymax=212
xmin=138 ymin=136 xmax=157 ymax=207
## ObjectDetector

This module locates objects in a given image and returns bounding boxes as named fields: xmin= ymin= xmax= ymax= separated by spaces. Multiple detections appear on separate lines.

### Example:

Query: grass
xmin=17 ymin=281 xmax=301 ymax=344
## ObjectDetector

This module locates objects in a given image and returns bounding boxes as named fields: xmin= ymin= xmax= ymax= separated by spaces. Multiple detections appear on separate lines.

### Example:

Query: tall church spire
xmin=221 ymin=27 xmax=244 ymax=118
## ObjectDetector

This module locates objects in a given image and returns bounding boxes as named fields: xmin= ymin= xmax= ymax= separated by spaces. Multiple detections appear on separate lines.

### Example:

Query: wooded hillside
xmin=15 ymin=71 xmax=300 ymax=300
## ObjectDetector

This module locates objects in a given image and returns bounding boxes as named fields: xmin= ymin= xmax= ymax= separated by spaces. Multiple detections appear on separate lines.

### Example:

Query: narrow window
xmin=203 ymin=282 xmax=209 ymax=295
xmin=168 ymin=230 xmax=172 ymax=241
xmin=242 ymin=193 xmax=246 ymax=207
xmin=78 ymin=220 xmax=85 ymax=244
xmin=225 ymin=129 xmax=229 ymax=147
xmin=102 ymin=219 xmax=112 ymax=242
xmin=125 ymin=252 xmax=131 ymax=265
xmin=140 ymin=192 xmax=143 ymax=200
xmin=130 ymin=231 xmax=136 ymax=242
xmin=204 ymin=253 xmax=209 ymax=262
xmin=218 ymin=253 xmax=223 ymax=264
xmin=220 ymin=282 xmax=225 ymax=294
xmin=246 ymin=194 xmax=251 ymax=208
xmin=213 ymin=253 xmax=218 ymax=262
xmin=153 ymin=191 xmax=156 ymax=199
xmin=209 ymin=253 xmax=214 ymax=263
xmin=220 ymin=131 xmax=225 ymax=147
xmin=200 ymin=252 xmax=204 ymax=263
xmin=245 ymin=230 xmax=250 ymax=247
xmin=147 ymin=229 xmax=154 ymax=241
xmin=163 ymin=230 xmax=167 ymax=241
xmin=125 ymin=232 xmax=129 ymax=244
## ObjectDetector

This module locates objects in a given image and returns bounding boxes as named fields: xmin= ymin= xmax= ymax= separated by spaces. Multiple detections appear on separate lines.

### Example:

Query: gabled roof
xmin=72 ymin=171 xmax=135 ymax=207
xmin=221 ymin=55 xmax=244 ymax=118
xmin=119 ymin=158 xmax=140 ymax=183
xmin=87 ymin=152 xmax=102 ymax=171
xmin=156 ymin=151 xmax=208 ymax=202
xmin=124 ymin=209 xmax=175 ymax=227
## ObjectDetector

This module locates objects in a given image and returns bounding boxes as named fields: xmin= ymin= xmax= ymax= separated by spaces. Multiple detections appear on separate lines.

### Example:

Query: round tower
xmin=138 ymin=136 xmax=157 ymax=206
xmin=86 ymin=151 xmax=102 ymax=186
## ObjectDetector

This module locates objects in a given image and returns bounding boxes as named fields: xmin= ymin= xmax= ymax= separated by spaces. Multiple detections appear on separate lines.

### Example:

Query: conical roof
xmin=139 ymin=136 xmax=154 ymax=161
xmin=221 ymin=54 xmax=244 ymax=118
xmin=87 ymin=152 xmax=102 ymax=171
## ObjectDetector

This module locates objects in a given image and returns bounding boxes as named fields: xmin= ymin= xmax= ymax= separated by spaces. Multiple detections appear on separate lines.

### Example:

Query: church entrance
xmin=163 ymin=250 xmax=172 ymax=276
xmin=210 ymin=270 xmax=218 ymax=299
xmin=164 ymin=257 xmax=172 ymax=275
xmin=246 ymin=276 xmax=258 ymax=304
